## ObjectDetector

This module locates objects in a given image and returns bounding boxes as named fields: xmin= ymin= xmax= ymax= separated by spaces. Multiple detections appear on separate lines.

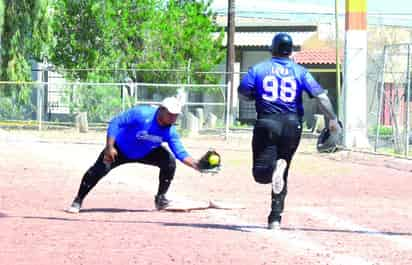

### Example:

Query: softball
xmin=208 ymin=154 xmax=220 ymax=166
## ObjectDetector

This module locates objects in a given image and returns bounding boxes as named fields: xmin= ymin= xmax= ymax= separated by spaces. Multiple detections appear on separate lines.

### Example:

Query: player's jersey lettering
xmin=238 ymin=57 xmax=325 ymax=115
xmin=272 ymin=65 xmax=289 ymax=76
xmin=262 ymin=75 xmax=297 ymax=103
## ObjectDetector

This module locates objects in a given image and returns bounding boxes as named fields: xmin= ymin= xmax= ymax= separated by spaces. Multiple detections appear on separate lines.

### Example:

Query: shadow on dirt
xmin=161 ymin=222 xmax=412 ymax=236
xmin=282 ymin=226 xmax=412 ymax=237
xmin=160 ymin=222 xmax=263 ymax=232
xmin=4 ymin=213 xmax=412 ymax=237
xmin=80 ymin=208 xmax=154 ymax=213
xmin=6 ymin=214 xmax=262 ymax=232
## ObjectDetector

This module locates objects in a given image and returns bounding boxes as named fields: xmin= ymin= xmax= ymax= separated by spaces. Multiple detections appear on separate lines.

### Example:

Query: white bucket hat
xmin=160 ymin=97 xmax=183 ymax=114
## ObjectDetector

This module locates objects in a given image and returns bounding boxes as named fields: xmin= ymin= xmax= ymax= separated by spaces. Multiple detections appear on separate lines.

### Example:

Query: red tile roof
xmin=292 ymin=48 xmax=343 ymax=65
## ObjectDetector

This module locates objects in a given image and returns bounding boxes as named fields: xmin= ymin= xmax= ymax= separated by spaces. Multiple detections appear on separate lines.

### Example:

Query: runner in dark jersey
xmin=239 ymin=33 xmax=340 ymax=229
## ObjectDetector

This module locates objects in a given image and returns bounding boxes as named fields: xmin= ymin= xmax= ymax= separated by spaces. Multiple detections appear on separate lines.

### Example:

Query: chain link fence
xmin=0 ymin=73 xmax=232 ymax=136
xmin=7 ymin=42 xmax=412 ymax=149
xmin=368 ymin=43 xmax=412 ymax=157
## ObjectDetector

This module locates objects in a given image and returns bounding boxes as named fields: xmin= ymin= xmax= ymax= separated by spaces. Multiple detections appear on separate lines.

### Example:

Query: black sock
xmin=157 ymin=178 xmax=171 ymax=195
xmin=75 ymin=170 xmax=104 ymax=202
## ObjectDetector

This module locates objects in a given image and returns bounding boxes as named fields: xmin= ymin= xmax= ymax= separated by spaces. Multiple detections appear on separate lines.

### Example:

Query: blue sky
xmin=275 ymin=0 xmax=410 ymax=13
xmin=210 ymin=0 xmax=411 ymax=13
xmin=210 ymin=0 xmax=412 ymax=26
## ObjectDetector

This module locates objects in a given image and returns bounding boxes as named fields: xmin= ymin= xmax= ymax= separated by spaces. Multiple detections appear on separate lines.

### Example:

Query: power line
xmin=218 ymin=12 xmax=412 ymax=26
xmin=215 ymin=9 xmax=412 ymax=16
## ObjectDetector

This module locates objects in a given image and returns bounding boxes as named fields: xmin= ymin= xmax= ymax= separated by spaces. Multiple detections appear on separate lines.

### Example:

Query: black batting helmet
xmin=271 ymin=33 xmax=293 ymax=56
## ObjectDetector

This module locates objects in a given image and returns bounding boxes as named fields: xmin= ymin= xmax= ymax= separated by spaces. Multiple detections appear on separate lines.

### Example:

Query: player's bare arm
xmin=182 ymin=156 xmax=199 ymax=171
xmin=315 ymin=92 xmax=340 ymax=132
xmin=103 ymin=136 xmax=118 ymax=163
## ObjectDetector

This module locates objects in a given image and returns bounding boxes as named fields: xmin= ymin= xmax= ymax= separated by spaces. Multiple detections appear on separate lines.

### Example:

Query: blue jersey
xmin=238 ymin=57 xmax=324 ymax=116
xmin=107 ymin=105 xmax=189 ymax=161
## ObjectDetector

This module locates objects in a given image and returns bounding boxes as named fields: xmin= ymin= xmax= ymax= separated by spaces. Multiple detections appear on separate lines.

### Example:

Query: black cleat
xmin=154 ymin=194 xmax=170 ymax=210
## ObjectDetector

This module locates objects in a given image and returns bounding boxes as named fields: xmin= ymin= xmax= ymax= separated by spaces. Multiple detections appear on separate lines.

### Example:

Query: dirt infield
xmin=1 ymin=129 xmax=412 ymax=265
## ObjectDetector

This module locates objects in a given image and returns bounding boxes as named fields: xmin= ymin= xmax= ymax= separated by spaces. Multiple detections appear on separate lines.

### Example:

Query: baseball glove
xmin=198 ymin=149 xmax=221 ymax=173
xmin=317 ymin=121 xmax=343 ymax=153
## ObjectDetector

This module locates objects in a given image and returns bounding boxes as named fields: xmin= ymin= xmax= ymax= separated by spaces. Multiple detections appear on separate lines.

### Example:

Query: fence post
xmin=232 ymin=63 xmax=240 ymax=123
xmin=121 ymin=85 xmax=125 ymax=112
xmin=375 ymin=46 xmax=387 ymax=152
xmin=181 ymin=59 xmax=191 ymax=130
xmin=36 ymin=82 xmax=43 ymax=131
xmin=225 ymin=81 xmax=231 ymax=140
xmin=405 ymin=44 xmax=411 ymax=157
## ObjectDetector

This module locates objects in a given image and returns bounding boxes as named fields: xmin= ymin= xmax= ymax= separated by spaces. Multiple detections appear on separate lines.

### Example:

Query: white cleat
xmin=272 ymin=159 xmax=287 ymax=194
xmin=268 ymin=220 xmax=281 ymax=230
xmin=66 ymin=201 xmax=81 ymax=214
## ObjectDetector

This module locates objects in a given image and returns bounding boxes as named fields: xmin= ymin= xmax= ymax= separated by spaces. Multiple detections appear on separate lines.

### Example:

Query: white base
xmin=163 ymin=198 xmax=244 ymax=212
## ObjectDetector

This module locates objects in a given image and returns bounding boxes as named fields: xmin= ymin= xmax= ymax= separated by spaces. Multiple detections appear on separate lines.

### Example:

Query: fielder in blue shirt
xmin=239 ymin=33 xmax=340 ymax=230
xmin=67 ymin=97 xmax=199 ymax=213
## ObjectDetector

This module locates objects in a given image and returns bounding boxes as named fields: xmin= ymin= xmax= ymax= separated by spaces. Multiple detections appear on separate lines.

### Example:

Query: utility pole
xmin=335 ymin=0 xmax=342 ymax=120
xmin=226 ymin=0 xmax=235 ymax=130
xmin=343 ymin=0 xmax=369 ymax=148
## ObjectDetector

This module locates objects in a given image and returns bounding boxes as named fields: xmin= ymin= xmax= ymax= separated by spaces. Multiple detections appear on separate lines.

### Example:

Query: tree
xmin=0 ymin=0 xmax=51 ymax=121
xmin=0 ymin=0 xmax=4 ymax=53
xmin=50 ymin=0 xmax=157 ymax=82
xmin=50 ymin=0 xmax=224 ymax=121
xmin=0 ymin=0 xmax=51 ymax=82
xmin=51 ymin=0 xmax=108 ymax=81
xmin=138 ymin=0 xmax=225 ymax=84
xmin=50 ymin=0 xmax=224 ymax=84
xmin=50 ymin=0 xmax=156 ymax=121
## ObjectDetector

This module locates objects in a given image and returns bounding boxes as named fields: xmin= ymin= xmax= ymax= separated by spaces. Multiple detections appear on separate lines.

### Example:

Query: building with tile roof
xmin=214 ymin=15 xmax=342 ymax=126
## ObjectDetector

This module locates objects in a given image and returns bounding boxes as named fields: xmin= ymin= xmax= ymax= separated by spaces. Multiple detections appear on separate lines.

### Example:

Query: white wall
xmin=241 ymin=50 xmax=271 ymax=72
